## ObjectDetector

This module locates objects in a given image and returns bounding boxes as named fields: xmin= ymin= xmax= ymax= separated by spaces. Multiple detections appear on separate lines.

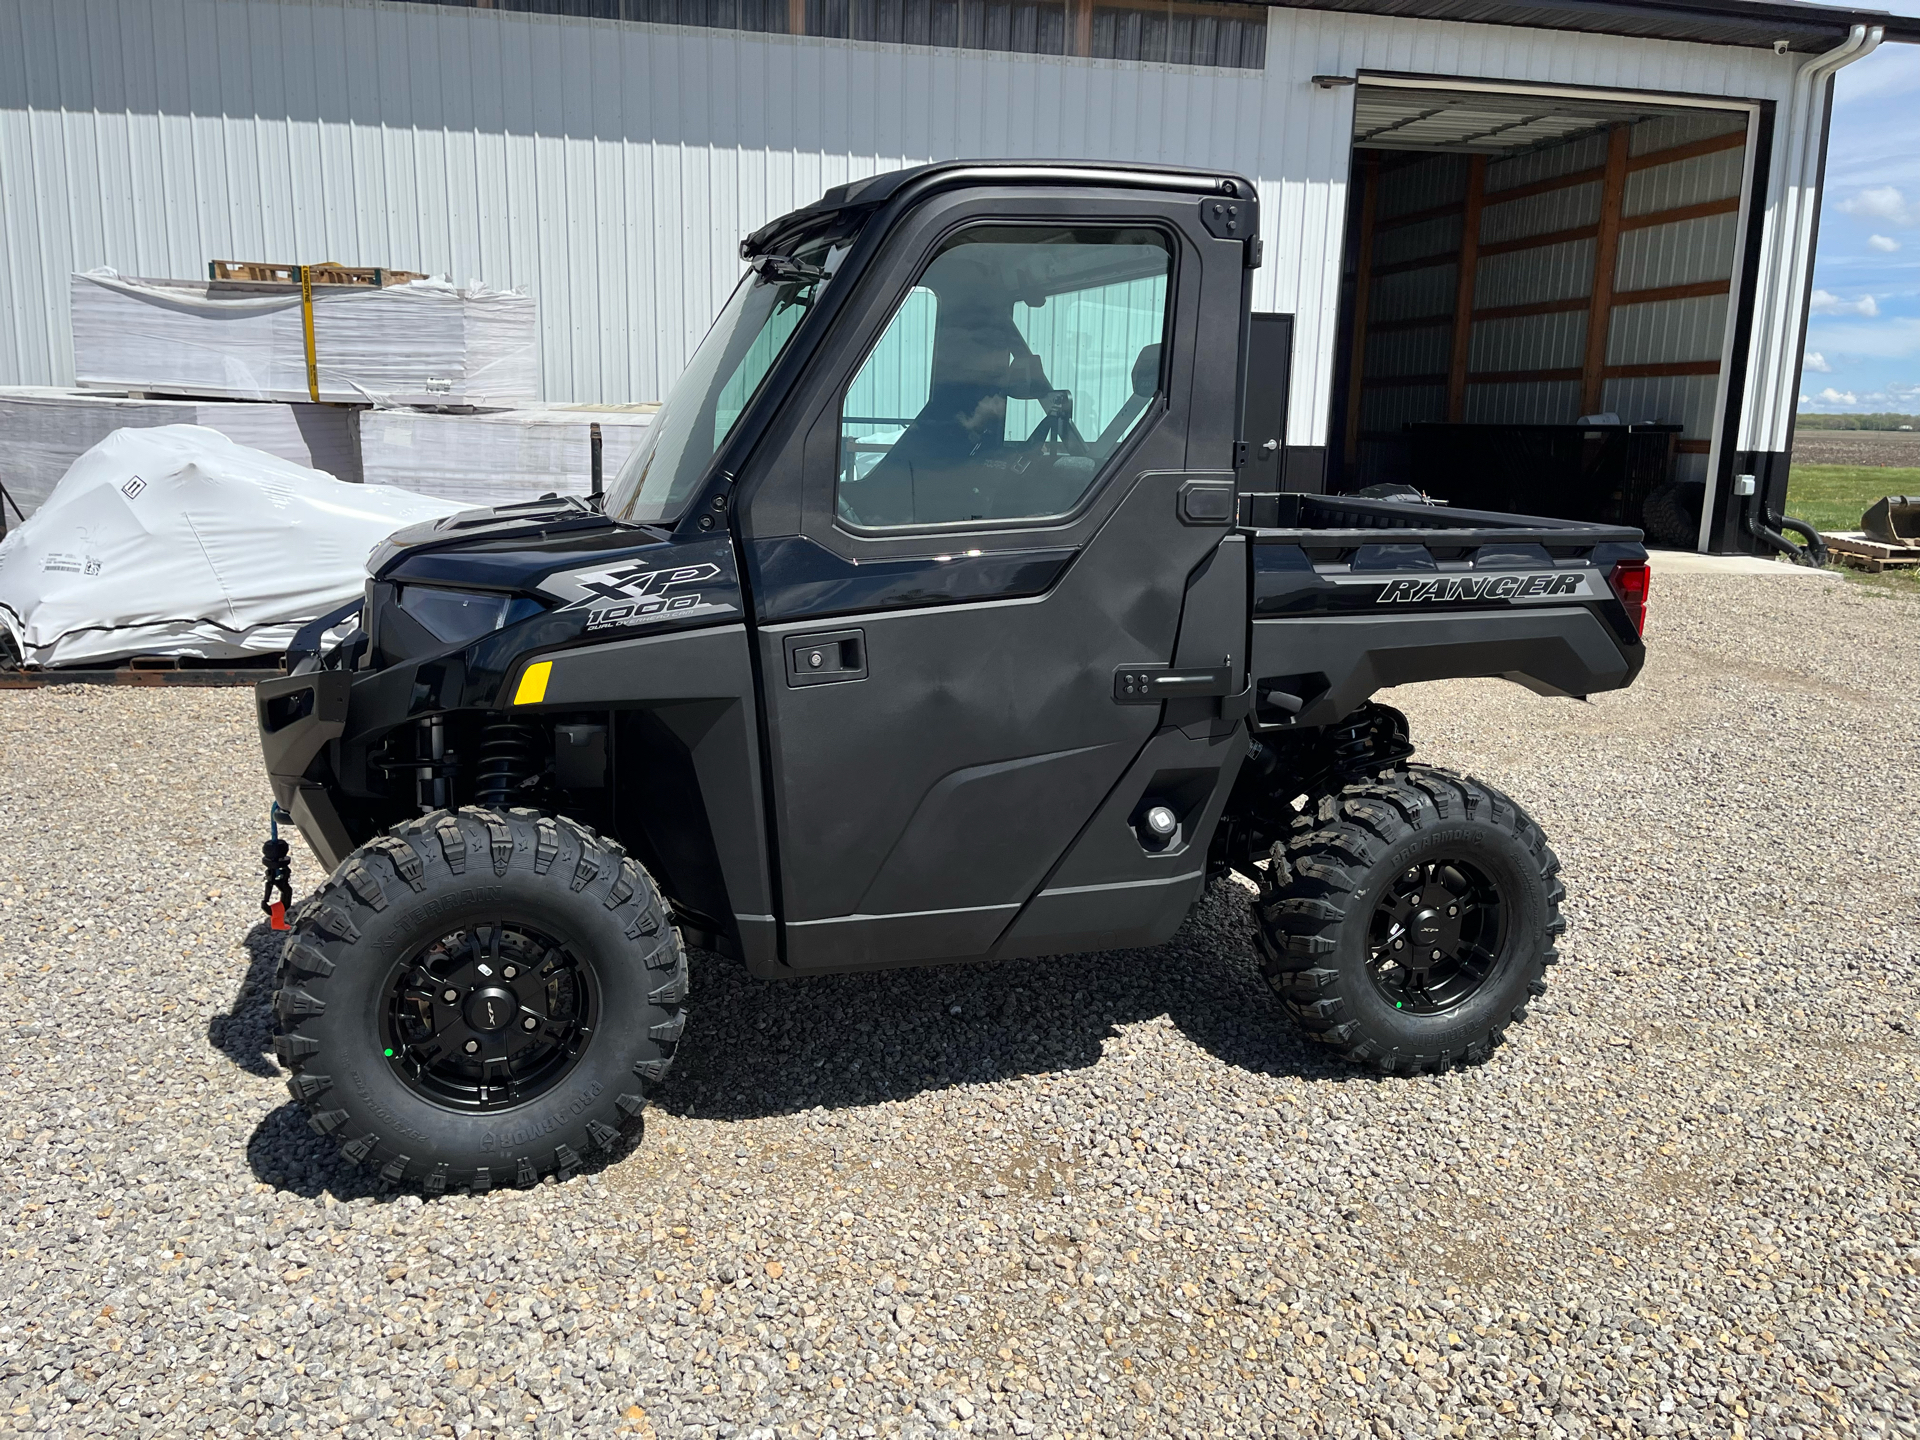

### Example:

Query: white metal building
xmin=3 ymin=0 xmax=1914 ymax=549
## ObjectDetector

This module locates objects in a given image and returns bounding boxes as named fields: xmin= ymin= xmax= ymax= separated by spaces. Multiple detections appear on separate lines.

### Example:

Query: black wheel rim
xmin=1366 ymin=857 xmax=1505 ymax=1015
xmin=381 ymin=921 xmax=598 ymax=1113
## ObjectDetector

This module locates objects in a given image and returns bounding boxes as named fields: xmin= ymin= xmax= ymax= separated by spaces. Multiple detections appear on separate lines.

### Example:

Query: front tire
xmin=272 ymin=807 xmax=688 ymax=1193
xmin=1252 ymin=765 xmax=1563 ymax=1073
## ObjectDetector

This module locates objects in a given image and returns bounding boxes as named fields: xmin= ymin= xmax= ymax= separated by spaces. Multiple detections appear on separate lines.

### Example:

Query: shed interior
xmin=1327 ymin=82 xmax=1752 ymax=544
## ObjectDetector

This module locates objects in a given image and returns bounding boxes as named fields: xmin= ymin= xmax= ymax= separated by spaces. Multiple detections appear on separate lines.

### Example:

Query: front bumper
xmin=256 ymin=669 xmax=357 ymax=870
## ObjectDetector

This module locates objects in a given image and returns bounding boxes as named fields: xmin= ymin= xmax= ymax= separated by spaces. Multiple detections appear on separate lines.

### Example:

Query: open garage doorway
xmin=1327 ymin=80 xmax=1758 ymax=549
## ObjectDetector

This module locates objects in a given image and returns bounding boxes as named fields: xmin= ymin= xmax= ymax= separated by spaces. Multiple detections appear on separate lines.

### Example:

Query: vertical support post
xmin=1583 ymin=123 xmax=1632 ymax=417
xmin=299 ymin=264 xmax=321 ymax=404
xmin=1446 ymin=154 xmax=1486 ymax=424
xmin=590 ymin=421 xmax=604 ymax=500
xmin=1069 ymin=0 xmax=1093 ymax=57
xmin=1343 ymin=153 xmax=1380 ymax=469
xmin=789 ymin=0 xmax=806 ymax=34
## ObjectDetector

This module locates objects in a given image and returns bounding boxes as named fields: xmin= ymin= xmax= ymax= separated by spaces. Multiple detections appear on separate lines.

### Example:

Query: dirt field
xmin=1790 ymin=428 xmax=1920 ymax=468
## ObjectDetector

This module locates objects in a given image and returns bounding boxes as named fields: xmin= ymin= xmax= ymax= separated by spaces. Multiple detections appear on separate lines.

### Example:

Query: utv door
xmin=737 ymin=182 xmax=1252 ymax=971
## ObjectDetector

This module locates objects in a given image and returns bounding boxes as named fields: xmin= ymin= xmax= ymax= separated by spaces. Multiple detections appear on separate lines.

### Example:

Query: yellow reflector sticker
xmin=512 ymin=660 xmax=552 ymax=706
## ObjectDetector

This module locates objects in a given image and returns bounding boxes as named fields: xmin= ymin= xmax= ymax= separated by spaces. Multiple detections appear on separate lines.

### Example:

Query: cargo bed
xmin=1245 ymin=493 xmax=1648 ymax=729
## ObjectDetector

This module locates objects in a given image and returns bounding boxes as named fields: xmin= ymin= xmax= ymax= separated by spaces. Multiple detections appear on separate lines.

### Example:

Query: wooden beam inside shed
xmin=1581 ymin=124 xmax=1631 ymax=417
xmin=1446 ymin=154 xmax=1486 ymax=424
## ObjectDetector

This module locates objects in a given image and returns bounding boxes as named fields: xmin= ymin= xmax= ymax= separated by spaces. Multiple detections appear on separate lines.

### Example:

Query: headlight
xmin=395 ymin=586 xmax=546 ymax=647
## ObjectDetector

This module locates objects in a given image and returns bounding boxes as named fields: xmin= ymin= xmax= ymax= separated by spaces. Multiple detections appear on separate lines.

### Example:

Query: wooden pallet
xmin=1822 ymin=531 xmax=1920 ymax=573
xmin=0 ymin=655 xmax=284 ymax=688
xmin=208 ymin=260 xmax=426 ymax=287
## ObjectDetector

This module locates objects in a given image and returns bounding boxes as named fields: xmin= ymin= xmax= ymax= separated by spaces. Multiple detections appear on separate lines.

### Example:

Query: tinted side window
xmin=837 ymin=226 xmax=1172 ymax=529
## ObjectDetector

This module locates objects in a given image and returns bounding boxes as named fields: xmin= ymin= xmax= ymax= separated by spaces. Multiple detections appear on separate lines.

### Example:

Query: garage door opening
xmin=1327 ymin=82 xmax=1754 ymax=548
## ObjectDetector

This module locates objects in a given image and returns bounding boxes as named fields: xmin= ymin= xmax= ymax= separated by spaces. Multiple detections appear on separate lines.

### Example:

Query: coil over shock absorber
xmin=1327 ymin=702 xmax=1415 ymax=782
xmin=473 ymin=720 xmax=546 ymax=808
xmin=1327 ymin=710 xmax=1375 ymax=775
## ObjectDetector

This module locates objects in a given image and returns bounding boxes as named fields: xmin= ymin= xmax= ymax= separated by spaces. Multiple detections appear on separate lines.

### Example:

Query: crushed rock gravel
xmin=1 ymin=573 xmax=1916 ymax=1440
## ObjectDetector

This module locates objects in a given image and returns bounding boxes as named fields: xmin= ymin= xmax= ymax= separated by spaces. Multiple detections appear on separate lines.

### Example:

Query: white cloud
xmin=1839 ymin=186 xmax=1916 ymax=227
xmin=1804 ymin=351 xmax=1832 ymax=372
xmin=1800 ymin=393 xmax=1810 ymax=404
xmin=1869 ymin=234 xmax=1902 ymax=253
xmin=1817 ymin=387 xmax=1860 ymax=404
xmin=1806 ymin=316 xmax=1920 ymax=360
xmin=1809 ymin=289 xmax=1880 ymax=317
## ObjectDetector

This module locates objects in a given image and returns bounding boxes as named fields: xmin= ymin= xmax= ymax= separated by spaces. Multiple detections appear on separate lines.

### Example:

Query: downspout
xmin=1708 ymin=23 xmax=1878 ymax=552
xmin=1750 ymin=25 xmax=1880 ymax=455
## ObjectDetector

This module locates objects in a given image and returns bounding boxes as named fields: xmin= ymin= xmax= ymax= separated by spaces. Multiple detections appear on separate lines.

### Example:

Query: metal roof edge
xmin=1266 ymin=0 xmax=1920 ymax=51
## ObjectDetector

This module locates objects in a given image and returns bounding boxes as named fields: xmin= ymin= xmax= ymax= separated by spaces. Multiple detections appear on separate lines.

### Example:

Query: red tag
xmin=269 ymin=901 xmax=289 ymax=932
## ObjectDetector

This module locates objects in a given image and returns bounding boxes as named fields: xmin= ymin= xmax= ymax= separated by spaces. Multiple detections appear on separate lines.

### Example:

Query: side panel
xmin=529 ymin=625 xmax=777 ymax=972
xmin=1250 ymin=608 xmax=1635 ymax=728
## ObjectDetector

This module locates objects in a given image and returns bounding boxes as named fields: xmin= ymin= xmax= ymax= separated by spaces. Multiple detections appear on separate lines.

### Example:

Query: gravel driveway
xmin=2 ymin=573 xmax=1917 ymax=1440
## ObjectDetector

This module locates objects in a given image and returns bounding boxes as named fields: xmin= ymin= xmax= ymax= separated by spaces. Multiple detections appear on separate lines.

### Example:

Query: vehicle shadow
xmin=656 ymin=880 xmax=1362 ymax=1124
xmin=221 ymin=881 xmax=1359 ymax=1198
xmin=207 ymin=919 xmax=285 ymax=1080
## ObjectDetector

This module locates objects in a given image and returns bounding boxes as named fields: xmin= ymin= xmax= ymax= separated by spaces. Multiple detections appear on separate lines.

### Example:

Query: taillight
xmin=1608 ymin=560 xmax=1650 ymax=637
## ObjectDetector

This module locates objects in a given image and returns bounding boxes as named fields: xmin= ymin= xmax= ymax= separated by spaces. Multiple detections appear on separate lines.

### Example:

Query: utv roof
xmin=740 ymin=160 xmax=1255 ymax=259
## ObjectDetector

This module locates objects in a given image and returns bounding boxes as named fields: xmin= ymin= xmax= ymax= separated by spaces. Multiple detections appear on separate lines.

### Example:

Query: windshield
xmin=607 ymin=246 xmax=840 ymax=525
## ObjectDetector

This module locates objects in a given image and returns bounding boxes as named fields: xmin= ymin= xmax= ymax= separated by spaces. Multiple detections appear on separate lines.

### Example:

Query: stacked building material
xmin=0 ymin=388 xmax=362 ymax=518
xmin=357 ymin=405 xmax=655 ymax=508
xmin=70 ymin=270 xmax=538 ymax=408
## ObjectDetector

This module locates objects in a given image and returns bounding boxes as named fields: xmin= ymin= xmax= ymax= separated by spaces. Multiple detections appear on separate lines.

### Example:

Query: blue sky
xmin=1804 ymin=21 xmax=1920 ymax=412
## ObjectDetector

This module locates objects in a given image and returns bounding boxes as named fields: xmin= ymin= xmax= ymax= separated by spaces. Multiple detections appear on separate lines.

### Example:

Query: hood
xmin=370 ymin=497 xmax=670 ymax=592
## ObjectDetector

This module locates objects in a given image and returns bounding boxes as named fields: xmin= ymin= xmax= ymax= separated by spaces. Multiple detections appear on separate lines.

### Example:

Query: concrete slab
xmin=1645 ymin=548 xmax=1840 ymax=579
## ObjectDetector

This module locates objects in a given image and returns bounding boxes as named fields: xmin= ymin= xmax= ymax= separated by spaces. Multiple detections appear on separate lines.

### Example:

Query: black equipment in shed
xmin=1408 ymin=422 xmax=1680 ymax=527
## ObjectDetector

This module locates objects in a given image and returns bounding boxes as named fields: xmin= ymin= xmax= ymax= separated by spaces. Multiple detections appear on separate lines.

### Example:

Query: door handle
xmin=1113 ymin=664 xmax=1234 ymax=703
xmin=783 ymin=629 xmax=867 ymax=687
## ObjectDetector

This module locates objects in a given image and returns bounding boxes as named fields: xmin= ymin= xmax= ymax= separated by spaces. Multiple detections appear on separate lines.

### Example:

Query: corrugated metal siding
xmin=1369 ymin=264 xmax=1458 ymax=323
xmin=1375 ymin=153 xmax=1471 ymax=220
xmin=1470 ymin=310 xmax=1584 ymax=372
xmin=1606 ymin=293 xmax=1728 ymax=367
xmin=1365 ymin=323 xmax=1450 ymax=379
xmin=1479 ymin=181 xmax=1601 ymax=245
xmin=1372 ymin=214 xmax=1460 ymax=270
xmin=1484 ymin=127 xmax=1607 ymax=193
xmin=1473 ymin=238 xmax=1594 ymax=308
xmin=1613 ymin=212 xmax=1741 ymax=290
xmin=0 ymin=0 xmax=1805 ymax=453
xmin=1623 ymin=146 xmax=1744 ymax=217
xmin=1601 ymin=373 xmax=1719 ymax=436
xmin=1465 ymin=379 xmax=1579 ymax=424
xmin=1627 ymin=107 xmax=1747 ymax=156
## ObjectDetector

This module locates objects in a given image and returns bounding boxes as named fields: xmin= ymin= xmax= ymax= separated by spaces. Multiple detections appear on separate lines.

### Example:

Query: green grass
xmin=1784 ymin=464 xmax=1920 ymax=597
xmin=1784 ymin=464 xmax=1920 ymax=534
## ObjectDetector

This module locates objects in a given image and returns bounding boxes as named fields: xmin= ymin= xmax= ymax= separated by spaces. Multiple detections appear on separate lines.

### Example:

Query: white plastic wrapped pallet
xmin=0 ymin=426 xmax=462 ymax=669
xmin=0 ymin=388 xmax=362 ymax=518
xmin=70 ymin=270 xmax=539 ymax=408
xmin=358 ymin=406 xmax=654 ymax=507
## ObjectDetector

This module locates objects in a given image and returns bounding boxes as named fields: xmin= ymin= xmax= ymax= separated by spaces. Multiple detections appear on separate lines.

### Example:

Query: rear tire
xmin=272 ymin=807 xmax=687 ymax=1194
xmin=1252 ymin=765 xmax=1562 ymax=1073
xmin=1641 ymin=482 xmax=1701 ymax=548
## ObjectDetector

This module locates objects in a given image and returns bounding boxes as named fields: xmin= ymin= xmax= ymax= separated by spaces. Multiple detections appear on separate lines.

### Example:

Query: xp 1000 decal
xmin=536 ymin=539 xmax=741 ymax=632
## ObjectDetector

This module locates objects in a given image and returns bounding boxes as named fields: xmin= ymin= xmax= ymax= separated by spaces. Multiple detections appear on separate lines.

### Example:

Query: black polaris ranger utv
xmin=256 ymin=162 xmax=1649 ymax=1194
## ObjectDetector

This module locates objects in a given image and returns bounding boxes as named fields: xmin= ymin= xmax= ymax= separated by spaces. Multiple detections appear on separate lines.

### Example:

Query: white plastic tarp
xmin=0 ymin=426 xmax=464 ymax=668
xmin=70 ymin=270 xmax=539 ymax=408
